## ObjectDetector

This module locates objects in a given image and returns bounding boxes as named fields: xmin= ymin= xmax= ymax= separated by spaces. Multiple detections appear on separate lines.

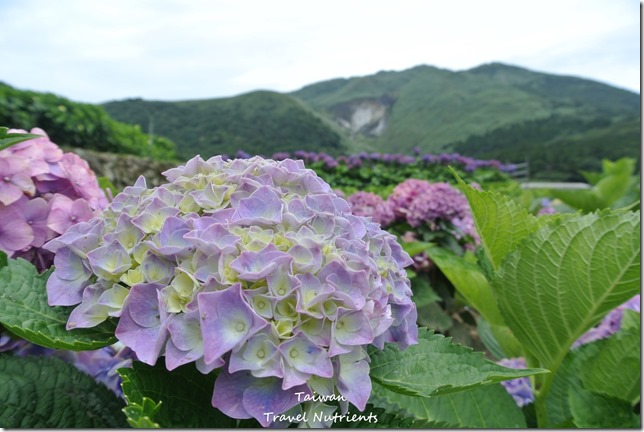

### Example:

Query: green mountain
xmin=2 ymin=62 xmax=634 ymax=180
xmin=101 ymin=62 xmax=639 ymax=180
xmin=103 ymin=91 xmax=346 ymax=160
xmin=291 ymin=62 xmax=638 ymax=152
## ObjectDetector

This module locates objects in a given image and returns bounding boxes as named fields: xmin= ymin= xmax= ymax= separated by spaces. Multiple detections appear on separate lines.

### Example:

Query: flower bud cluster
xmin=0 ymin=128 xmax=107 ymax=270
xmin=45 ymin=155 xmax=417 ymax=425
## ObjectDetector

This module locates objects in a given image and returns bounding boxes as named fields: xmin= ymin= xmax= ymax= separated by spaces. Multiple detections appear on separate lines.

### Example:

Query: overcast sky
xmin=1 ymin=0 xmax=639 ymax=104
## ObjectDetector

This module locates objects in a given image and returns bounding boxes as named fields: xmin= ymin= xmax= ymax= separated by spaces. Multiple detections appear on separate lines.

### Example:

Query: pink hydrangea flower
xmin=387 ymin=179 xmax=433 ymax=219
xmin=386 ymin=179 xmax=479 ymax=242
xmin=347 ymin=191 xmax=395 ymax=226
xmin=0 ymin=128 xmax=108 ymax=270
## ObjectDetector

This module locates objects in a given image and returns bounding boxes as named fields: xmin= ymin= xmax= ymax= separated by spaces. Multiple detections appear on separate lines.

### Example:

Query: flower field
xmin=0 ymin=127 xmax=640 ymax=428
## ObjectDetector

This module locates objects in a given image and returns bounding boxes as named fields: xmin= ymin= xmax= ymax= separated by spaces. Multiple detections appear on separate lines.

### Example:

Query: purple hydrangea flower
xmin=347 ymin=191 xmax=395 ymax=227
xmin=537 ymin=198 xmax=557 ymax=216
xmin=0 ymin=128 xmax=108 ymax=270
xmin=44 ymin=155 xmax=418 ymax=425
xmin=573 ymin=294 xmax=640 ymax=347
xmin=499 ymin=294 xmax=640 ymax=406
xmin=497 ymin=357 xmax=534 ymax=407
xmin=242 ymin=149 xmax=515 ymax=173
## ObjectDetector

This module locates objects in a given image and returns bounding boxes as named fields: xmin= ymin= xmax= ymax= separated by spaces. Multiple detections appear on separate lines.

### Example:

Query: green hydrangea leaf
xmin=477 ymin=317 xmax=524 ymax=359
xmin=370 ymin=381 xmax=526 ymax=428
xmin=452 ymin=171 xmax=554 ymax=271
xmin=122 ymin=397 xmax=162 ymax=428
xmin=0 ymin=257 xmax=116 ymax=350
xmin=400 ymin=241 xmax=434 ymax=258
xmin=552 ymin=157 xmax=636 ymax=213
xmin=424 ymin=244 xmax=504 ymax=325
xmin=329 ymin=404 xmax=417 ymax=428
xmin=97 ymin=176 xmax=118 ymax=198
xmin=569 ymin=387 xmax=640 ymax=428
xmin=621 ymin=309 xmax=640 ymax=330
xmin=119 ymin=361 xmax=236 ymax=428
xmin=494 ymin=211 xmax=640 ymax=369
xmin=408 ymin=274 xmax=440 ymax=308
xmin=368 ymin=328 xmax=547 ymax=398
xmin=0 ymin=354 xmax=127 ymax=427
xmin=0 ymin=127 xmax=43 ymax=151
xmin=544 ymin=339 xmax=602 ymax=427
xmin=580 ymin=323 xmax=640 ymax=405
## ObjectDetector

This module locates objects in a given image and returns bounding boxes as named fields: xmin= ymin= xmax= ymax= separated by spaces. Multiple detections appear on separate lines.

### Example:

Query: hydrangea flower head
xmin=347 ymin=191 xmax=395 ymax=227
xmin=386 ymin=179 xmax=433 ymax=219
xmin=0 ymin=128 xmax=107 ymax=270
xmin=45 ymin=155 xmax=417 ymax=425
xmin=386 ymin=179 xmax=478 ymax=242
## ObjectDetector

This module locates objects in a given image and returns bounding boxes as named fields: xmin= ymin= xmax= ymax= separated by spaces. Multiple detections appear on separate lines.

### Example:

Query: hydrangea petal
xmin=213 ymin=368 xmax=310 ymax=426
xmin=198 ymin=283 xmax=267 ymax=364
xmin=232 ymin=185 xmax=283 ymax=225
xmin=86 ymin=241 xmax=132 ymax=280
xmin=279 ymin=334 xmax=333 ymax=378
xmin=0 ymin=206 xmax=33 ymax=252
xmin=46 ymin=247 xmax=92 ymax=305
xmin=67 ymin=283 xmax=111 ymax=329
xmin=229 ymin=244 xmax=292 ymax=281
xmin=228 ymin=331 xmax=280 ymax=375
xmin=336 ymin=348 xmax=371 ymax=411
xmin=115 ymin=283 xmax=168 ymax=365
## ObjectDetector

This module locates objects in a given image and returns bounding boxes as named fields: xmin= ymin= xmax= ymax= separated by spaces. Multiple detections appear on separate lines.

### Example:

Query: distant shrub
xmin=0 ymin=82 xmax=177 ymax=160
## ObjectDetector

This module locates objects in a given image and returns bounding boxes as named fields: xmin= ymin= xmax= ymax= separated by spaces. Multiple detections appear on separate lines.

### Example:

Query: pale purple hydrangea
xmin=500 ymin=294 xmax=640 ymax=406
xmin=44 ymin=155 xmax=418 ymax=426
xmin=347 ymin=191 xmax=395 ymax=227
xmin=497 ymin=357 xmax=534 ymax=407
xmin=536 ymin=198 xmax=557 ymax=216
xmin=573 ymin=294 xmax=640 ymax=347
xmin=0 ymin=128 xmax=108 ymax=270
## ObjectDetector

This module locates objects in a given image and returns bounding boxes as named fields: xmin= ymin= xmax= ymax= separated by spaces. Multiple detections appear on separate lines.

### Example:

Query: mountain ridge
xmin=1 ymin=61 xmax=638 ymax=181
xmin=288 ymin=62 xmax=638 ymax=156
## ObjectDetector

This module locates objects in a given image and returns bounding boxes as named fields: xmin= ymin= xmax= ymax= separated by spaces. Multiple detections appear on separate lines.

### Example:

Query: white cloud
xmin=0 ymin=0 xmax=638 ymax=103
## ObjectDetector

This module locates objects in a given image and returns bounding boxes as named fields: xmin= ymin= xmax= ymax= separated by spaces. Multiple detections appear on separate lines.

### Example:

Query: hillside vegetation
xmin=102 ymin=63 xmax=639 ymax=180
xmin=1 ymin=62 xmax=638 ymax=181
xmin=103 ymin=91 xmax=346 ymax=160
xmin=452 ymin=114 xmax=640 ymax=181
xmin=291 ymin=63 xmax=639 ymax=179
xmin=0 ymin=82 xmax=176 ymax=160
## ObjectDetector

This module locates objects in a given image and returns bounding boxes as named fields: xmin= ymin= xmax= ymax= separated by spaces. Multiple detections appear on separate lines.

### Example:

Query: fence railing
xmin=508 ymin=160 xmax=591 ymax=190
xmin=508 ymin=161 xmax=529 ymax=182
